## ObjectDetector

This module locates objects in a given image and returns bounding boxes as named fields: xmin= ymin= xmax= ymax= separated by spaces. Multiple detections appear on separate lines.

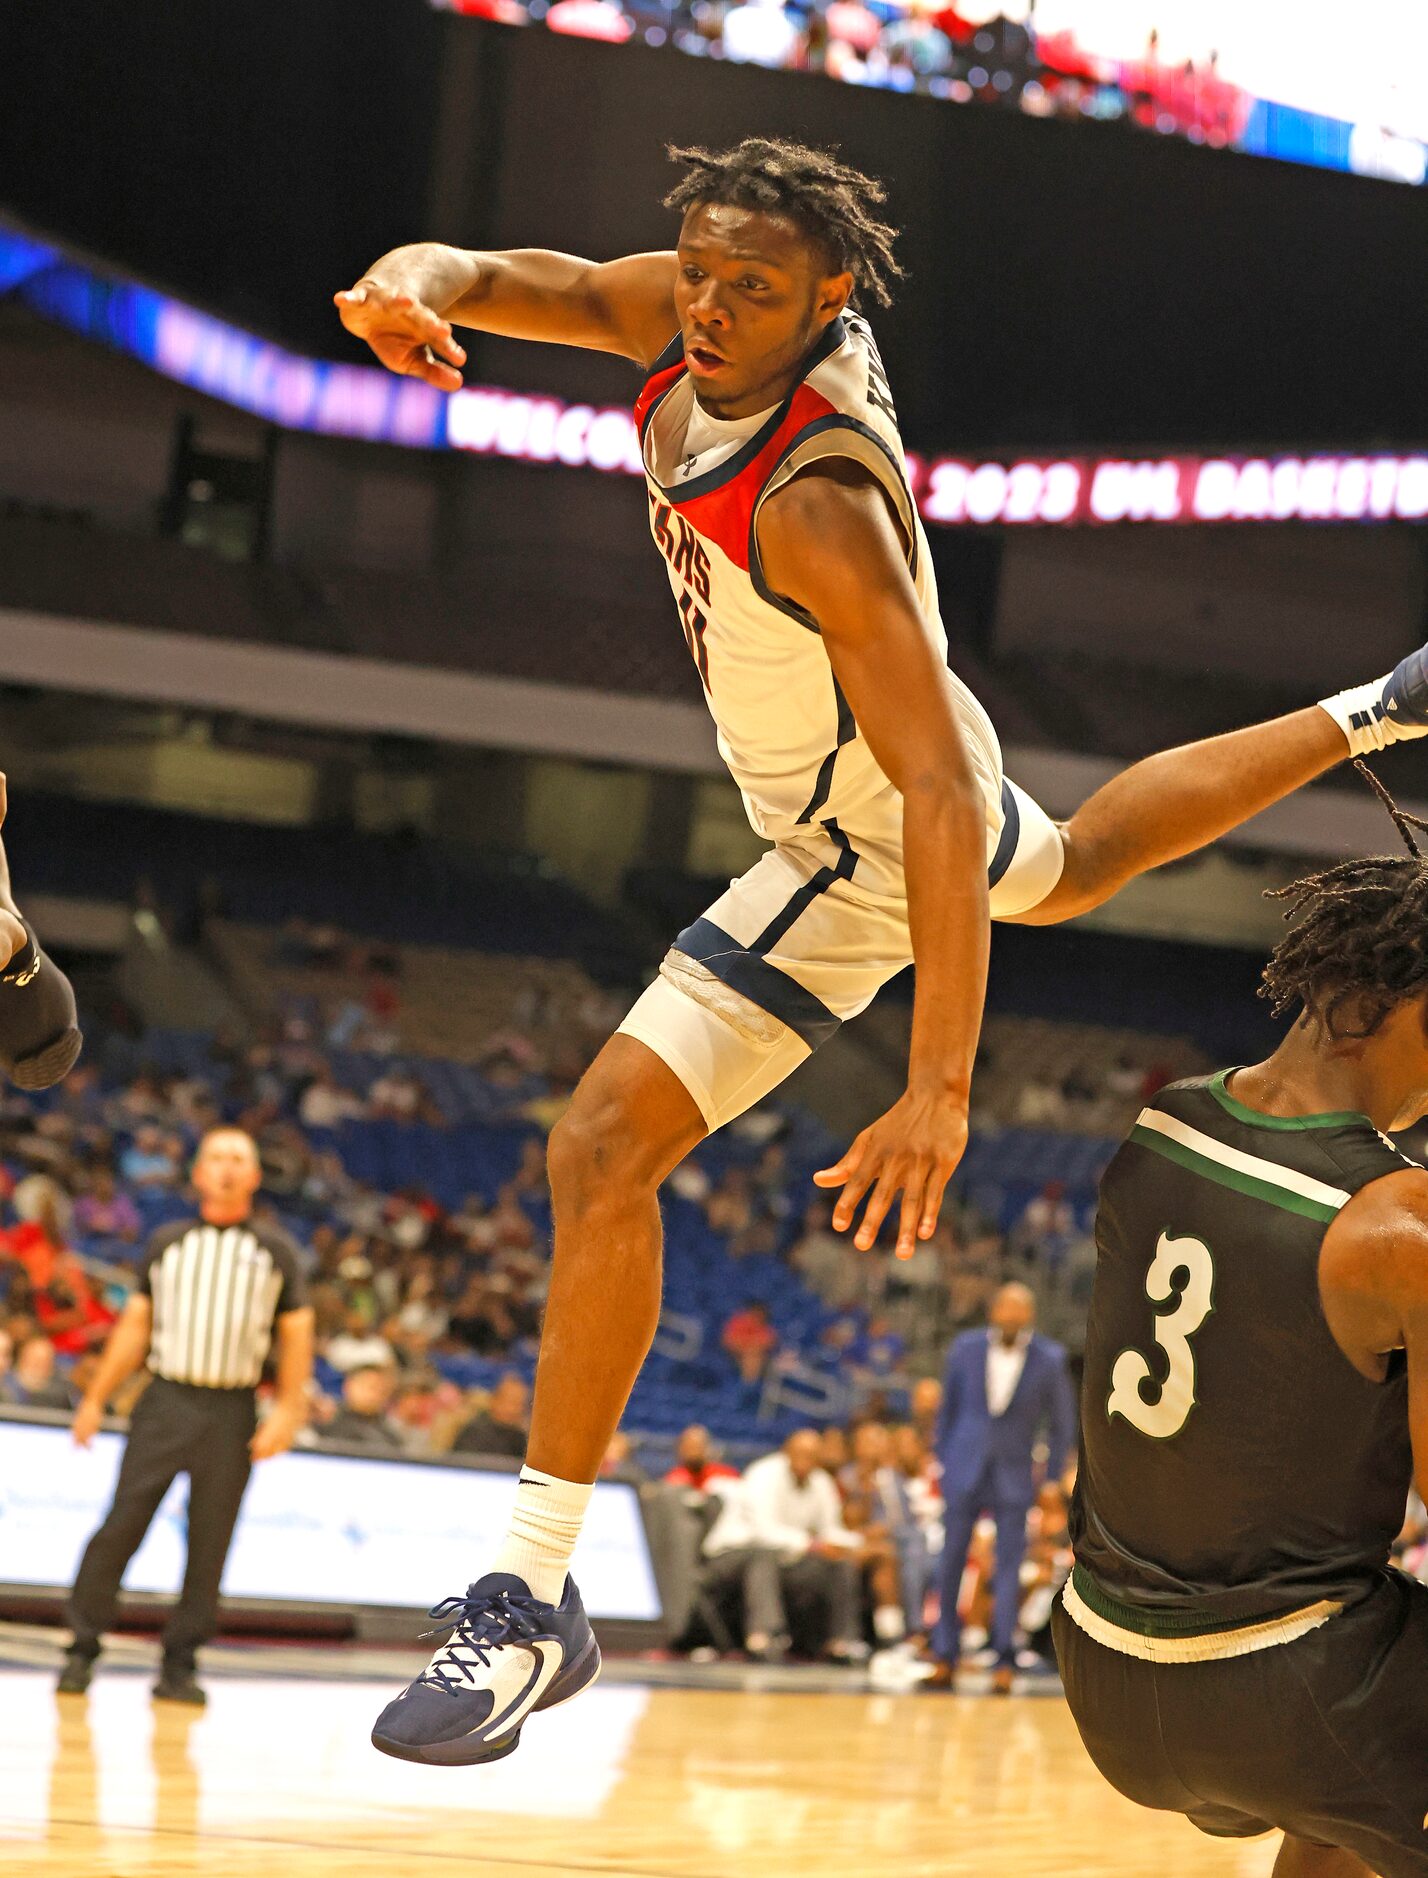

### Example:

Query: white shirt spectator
xmin=986 ymin=1329 xmax=1033 ymax=1417
xmin=721 ymin=0 xmax=799 ymax=67
xmin=325 ymin=1331 xmax=397 ymax=1374
xmin=300 ymin=1080 xmax=364 ymax=1129
xmin=704 ymin=1452 xmax=859 ymax=1563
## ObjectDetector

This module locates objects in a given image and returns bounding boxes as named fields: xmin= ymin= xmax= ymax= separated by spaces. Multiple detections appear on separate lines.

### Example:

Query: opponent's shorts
xmin=617 ymin=775 xmax=1063 ymax=1132
xmin=1054 ymin=1568 xmax=1428 ymax=1875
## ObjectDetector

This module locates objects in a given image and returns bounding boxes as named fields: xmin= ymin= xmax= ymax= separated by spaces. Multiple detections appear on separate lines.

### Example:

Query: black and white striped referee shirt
xmin=138 ymin=1217 xmax=307 ymax=1390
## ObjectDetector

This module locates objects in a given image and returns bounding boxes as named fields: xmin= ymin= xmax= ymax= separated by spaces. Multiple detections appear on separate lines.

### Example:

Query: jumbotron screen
xmin=431 ymin=0 xmax=1428 ymax=186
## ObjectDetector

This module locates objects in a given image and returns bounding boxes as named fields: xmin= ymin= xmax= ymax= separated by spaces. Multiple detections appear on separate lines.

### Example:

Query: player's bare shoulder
xmin=1320 ymin=1163 xmax=1428 ymax=1375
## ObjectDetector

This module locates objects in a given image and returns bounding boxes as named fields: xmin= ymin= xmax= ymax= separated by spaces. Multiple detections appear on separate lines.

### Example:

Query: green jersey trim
xmin=1206 ymin=1069 xmax=1373 ymax=1134
xmin=1130 ymin=1109 xmax=1350 ymax=1225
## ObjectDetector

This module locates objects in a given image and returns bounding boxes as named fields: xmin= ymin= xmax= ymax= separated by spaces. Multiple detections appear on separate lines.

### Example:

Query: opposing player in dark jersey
xmin=0 ymin=770 xmax=83 ymax=1089
xmin=337 ymin=139 xmax=1428 ymax=1767
xmin=1058 ymin=767 xmax=1428 ymax=1877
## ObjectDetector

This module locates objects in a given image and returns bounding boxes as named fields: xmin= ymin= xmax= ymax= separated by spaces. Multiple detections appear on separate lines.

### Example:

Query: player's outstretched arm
xmin=1010 ymin=637 xmax=1428 ymax=927
xmin=757 ymin=461 xmax=991 ymax=1259
xmin=335 ymin=246 xmax=678 ymax=388
xmin=1321 ymin=1171 xmax=1428 ymax=1505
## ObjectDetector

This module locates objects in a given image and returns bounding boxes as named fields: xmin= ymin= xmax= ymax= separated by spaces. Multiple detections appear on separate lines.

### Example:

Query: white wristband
xmin=1318 ymin=680 xmax=1395 ymax=758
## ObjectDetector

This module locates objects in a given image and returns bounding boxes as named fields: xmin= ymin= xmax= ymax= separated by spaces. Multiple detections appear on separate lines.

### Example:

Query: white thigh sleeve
xmin=617 ymin=967 xmax=812 ymax=1134
xmin=988 ymin=778 xmax=1066 ymax=920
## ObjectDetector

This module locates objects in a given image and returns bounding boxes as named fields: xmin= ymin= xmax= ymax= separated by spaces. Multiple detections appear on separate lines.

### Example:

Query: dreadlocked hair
xmin=1259 ymin=762 xmax=1428 ymax=1039
xmin=664 ymin=139 xmax=904 ymax=308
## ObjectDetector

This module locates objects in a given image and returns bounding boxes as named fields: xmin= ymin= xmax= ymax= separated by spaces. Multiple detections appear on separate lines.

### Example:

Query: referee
xmin=58 ymin=1126 xmax=314 ymax=1703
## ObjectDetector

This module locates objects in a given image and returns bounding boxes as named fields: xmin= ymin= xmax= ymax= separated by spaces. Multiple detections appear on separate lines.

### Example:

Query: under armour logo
xmin=678 ymin=454 xmax=698 ymax=478
xmin=6 ymin=956 xmax=39 ymax=987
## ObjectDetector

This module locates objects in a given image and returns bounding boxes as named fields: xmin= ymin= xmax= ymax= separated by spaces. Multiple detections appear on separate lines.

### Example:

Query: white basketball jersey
xmin=635 ymin=313 xmax=1006 ymax=869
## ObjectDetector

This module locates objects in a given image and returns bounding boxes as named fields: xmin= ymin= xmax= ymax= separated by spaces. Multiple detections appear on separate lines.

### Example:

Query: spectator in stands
xmin=702 ymin=1429 xmax=865 ymax=1662
xmin=0 ymin=1325 xmax=11 ymax=1388
xmin=721 ymin=1298 xmax=778 ymax=1383
xmin=447 ymin=1273 xmax=518 ymax=1357
xmin=2 ymin=1175 xmax=76 ymax=1287
xmin=850 ymin=1312 xmax=907 ymax=1386
xmin=298 ymin=1066 xmax=365 ymax=1131
xmin=390 ymin=1262 xmax=449 ymax=1347
xmin=321 ymin=1364 xmax=401 ymax=1449
xmin=911 ymin=1375 xmax=942 ymax=1449
xmin=599 ymin=1429 xmax=649 ymax=1487
xmin=892 ymin=1421 xmax=943 ymax=1583
xmin=2 ymin=1333 xmax=75 ymax=1410
xmin=927 ymin=1283 xmax=1076 ymax=1693
xmin=665 ymin=1423 xmax=739 ymax=1495
xmin=369 ymin=1067 xmax=422 ymax=1121
xmin=839 ymin=1420 xmax=921 ymax=1642
xmin=325 ymin=1303 xmax=397 ymax=1374
xmin=73 ymin=1167 xmax=141 ymax=1247
xmin=819 ymin=1424 xmax=850 ymax=1475
xmin=789 ymin=1198 xmax=859 ymax=1308
xmin=120 ymin=1124 xmax=179 ymax=1188
xmin=35 ymin=1262 xmax=116 ymax=1356
xmin=1014 ymin=1074 xmax=1065 ymax=1129
xmin=452 ymin=1371 xmax=529 ymax=1460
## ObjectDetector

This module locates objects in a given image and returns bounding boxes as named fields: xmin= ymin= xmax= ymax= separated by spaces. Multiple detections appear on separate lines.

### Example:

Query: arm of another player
xmin=335 ymin=246 xmax=679 ymax=388
xmin=1321 ymin=1170 xmax=1428 ymax=1504
xmin=757 ymin=461 xmax=991 ymax=1260
xmin=73 ymin=1295 xmax=153 ymax=1447
xmin=250 ymin=1306 xmax=316 ymax=1460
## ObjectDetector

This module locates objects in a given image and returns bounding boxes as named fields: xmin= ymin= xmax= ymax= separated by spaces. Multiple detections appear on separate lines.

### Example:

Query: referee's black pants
xmin=68 ymin=1377 xmax=256 ymax=1672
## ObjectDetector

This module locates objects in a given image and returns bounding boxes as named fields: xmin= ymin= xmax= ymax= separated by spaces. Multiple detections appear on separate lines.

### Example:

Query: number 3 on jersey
xmin=1107 ymin=1230 xmax=1215 ymax=1439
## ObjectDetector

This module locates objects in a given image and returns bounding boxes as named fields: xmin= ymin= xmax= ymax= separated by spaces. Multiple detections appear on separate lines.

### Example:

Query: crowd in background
xmin=440 ymin=0 xmax=1251 ymax=141
xmin=0 ymin=988 xmax=1100 ymax=1443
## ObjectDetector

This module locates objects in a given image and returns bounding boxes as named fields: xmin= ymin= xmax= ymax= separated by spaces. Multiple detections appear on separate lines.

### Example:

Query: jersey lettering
xmin=846 ymin=311 xmax=898 ymax=427
xmin=649 ymin=495 xmax=711 ymax=603
xmin=1107 ymin=1230 xmax=1215 ymax=1439
xmin=678 ymin=589 xmax=711 ymax=689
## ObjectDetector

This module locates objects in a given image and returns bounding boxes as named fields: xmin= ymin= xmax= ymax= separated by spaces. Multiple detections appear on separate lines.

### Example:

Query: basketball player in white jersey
xmin=336 ymin=139 xmax=1428 ymax=1764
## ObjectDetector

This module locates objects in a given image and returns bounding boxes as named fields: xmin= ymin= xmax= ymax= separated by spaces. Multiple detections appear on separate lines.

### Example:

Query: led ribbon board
xmin=4 ymin=230 xmax=1425 ymax=527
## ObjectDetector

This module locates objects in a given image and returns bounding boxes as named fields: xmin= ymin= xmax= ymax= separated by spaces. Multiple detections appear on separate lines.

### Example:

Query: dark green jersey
xmin=1073 ymin=1070 xmax=1416 ymax=1627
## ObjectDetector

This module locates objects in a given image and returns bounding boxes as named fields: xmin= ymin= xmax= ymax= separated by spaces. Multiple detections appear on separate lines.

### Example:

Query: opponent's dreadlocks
xmin=664 ymin=139 xmax=903 ymax=308
xmin=1260 ymin=762 xmax=1428 ymax=1040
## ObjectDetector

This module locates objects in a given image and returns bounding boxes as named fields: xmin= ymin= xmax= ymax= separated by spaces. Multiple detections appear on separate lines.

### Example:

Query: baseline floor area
xmin=0 ymin=1631 xmax=1281 ymax=1878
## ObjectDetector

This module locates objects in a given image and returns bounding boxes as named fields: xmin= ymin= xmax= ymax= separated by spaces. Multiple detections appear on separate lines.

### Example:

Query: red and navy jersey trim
xmin=746 ymin=412 xmax=919 ymax=632
xmin=634 ymin=332 xmax=687 ymax=441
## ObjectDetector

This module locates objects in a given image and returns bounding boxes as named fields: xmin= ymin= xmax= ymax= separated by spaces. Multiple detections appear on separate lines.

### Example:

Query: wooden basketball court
xmin=0 ymin=1637 xmax=1284 ymax=1878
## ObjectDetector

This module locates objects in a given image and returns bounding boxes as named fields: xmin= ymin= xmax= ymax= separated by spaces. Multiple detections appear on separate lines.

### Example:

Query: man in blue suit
xmin=928 ymin=1282 xmax=1076 ymax=1691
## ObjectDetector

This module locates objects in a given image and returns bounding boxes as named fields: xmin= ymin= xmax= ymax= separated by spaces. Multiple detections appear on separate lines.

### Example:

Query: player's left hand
xmin=250 ymin=1404 xmax=303 ymax=1461
xmin=814 ymin=1086 xmax=968 ymax=1260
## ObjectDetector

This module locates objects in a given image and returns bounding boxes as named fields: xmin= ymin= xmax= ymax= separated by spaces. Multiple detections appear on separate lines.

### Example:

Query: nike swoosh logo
xmin=518 ymin=1478 xmax=547 ymax=1488
xmin=481 ymin=1639 xmax=564 ymax=1740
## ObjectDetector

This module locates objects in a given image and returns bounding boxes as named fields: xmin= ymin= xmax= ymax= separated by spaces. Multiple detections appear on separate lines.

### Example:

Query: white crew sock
xmin=1318 ymin=678 xmax=1428 ymax=758
xmin=490 ymin=1467 xmax=594 ymax=1605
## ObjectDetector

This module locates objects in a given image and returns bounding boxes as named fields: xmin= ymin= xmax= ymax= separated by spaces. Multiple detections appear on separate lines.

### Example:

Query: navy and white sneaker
xmin=371 ymin=1572 xmax=600 ymax=1767
xmin=1383 ymin=643 xmax=1428 ymax=733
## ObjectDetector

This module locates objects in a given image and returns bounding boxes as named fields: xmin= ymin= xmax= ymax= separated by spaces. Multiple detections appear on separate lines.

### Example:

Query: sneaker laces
xmin=416 ymin=1588 xmax=547 ymax=1696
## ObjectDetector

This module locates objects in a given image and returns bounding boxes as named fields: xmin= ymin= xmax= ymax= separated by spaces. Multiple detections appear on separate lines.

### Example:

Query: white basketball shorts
xmin=617 ymin=777 xmax=1065 ymax=1132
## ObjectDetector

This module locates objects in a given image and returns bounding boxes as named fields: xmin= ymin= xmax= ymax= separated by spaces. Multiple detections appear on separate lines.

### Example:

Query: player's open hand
xmin=333 ymin=281 xmax=467 ymax=392
xmin=814 ymin=1086 xmax=968 ymax=1260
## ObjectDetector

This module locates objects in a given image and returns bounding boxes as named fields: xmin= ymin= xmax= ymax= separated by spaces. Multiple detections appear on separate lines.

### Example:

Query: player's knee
xmin=548 ymin=1095 xmax=663 ymax=1208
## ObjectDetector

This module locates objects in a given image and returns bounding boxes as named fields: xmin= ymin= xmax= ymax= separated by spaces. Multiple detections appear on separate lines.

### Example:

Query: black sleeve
xmin=137 ymin=1224 xmax=180 ymax=1298
xmin=268 ymin=1230 xmax=310 ymax=1315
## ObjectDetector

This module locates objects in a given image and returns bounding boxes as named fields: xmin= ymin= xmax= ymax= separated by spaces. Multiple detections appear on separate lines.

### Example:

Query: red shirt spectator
xmin=722 ymin=1301 xmax=778 ymax=1383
